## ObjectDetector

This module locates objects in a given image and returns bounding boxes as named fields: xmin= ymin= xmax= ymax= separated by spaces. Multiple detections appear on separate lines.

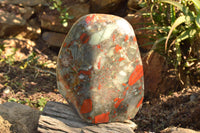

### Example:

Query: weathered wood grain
xmin=38 ymin=101 xmax=137 ymax=133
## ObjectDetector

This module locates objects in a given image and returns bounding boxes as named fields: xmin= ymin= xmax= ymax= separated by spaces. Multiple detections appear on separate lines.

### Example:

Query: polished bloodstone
xmin=57 ymin=14 xmax=144 ymax=124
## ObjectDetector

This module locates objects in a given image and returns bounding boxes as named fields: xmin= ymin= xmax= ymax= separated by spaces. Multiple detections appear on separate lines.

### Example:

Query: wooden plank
xmin=38 ymin=101 xmax=137 ymax=133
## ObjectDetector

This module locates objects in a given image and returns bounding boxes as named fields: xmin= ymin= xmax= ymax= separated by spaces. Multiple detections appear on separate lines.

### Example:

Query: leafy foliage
xmin=8 ymin=97 xmax=47 ymax=111
xmin=49 ymin=0 xmax=74 ymax=27
xmin=20 ymin=52 xmax=40 ymax=69
xmin=145 ymin=0 xmax=200 ymax=86
xmin=0 ymin=43 xmax=17 ymax=66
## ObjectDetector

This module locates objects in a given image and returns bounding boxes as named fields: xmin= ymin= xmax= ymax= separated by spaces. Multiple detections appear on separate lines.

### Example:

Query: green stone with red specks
xmin=57 ymin=14 xmax=144 ymax=124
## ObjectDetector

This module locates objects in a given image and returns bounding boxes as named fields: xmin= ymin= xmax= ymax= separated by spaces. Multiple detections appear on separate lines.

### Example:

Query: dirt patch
xmin=0 ymin=116 xmax=11 ymax=133
xmin=0 ymin=37 xmax=67 ymax=110
xmin=134 ymin=86 xmax=200 ymax=132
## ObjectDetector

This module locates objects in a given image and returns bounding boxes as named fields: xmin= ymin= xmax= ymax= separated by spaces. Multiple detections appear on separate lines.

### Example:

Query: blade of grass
xmin=191 ymin=0 xmax=200 ymax=10
xmin=175 ymin=42 xmax=181 ymax=66
xmin=176 ymin=29 xmax=197 ymax=43
xmin=196 ymin=13 xmax=200 ymax=28
xmin=159 ymin=0 xmax=184 ymax=11
xmin=165 ymin=15 xmax=186 ymax=51
xmin=136 ymin=26 xmax=171 ymax=31
xmin=170 ymin=5 xmax=176 ymax=24
xmin=145 ymin=36 xmax=168 ymax=64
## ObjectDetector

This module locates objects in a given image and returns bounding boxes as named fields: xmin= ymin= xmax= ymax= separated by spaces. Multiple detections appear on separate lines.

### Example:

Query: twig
xmin=31 ymin=66 xmax=56 ymax=76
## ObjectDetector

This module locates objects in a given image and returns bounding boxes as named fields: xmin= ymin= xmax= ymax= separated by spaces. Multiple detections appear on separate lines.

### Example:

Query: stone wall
xmin=0 ymin=0 xmax=142 ymax=41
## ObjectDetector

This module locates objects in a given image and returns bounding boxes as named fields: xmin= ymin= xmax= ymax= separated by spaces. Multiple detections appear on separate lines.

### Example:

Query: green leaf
xmin=150 ymin=36 xmax=168 ymax=50
xmin=62 ymin=22 xmax=68 ymax=27
xmin=140 ymin=42 xmax=154 ymax=47
xmin=139 ymin=1 xmax=146 ymax=8
xmin=37 ymin=97 xmax=47 ymax=107
xmin=191 ymin=0 xmax=200 ymax=10
xmin=39 ymin=107 xmax=44 ymax=111
xmin=49 ymin=6 xmax=55 ymax=10
xmin=165 ymin=15 xmax=186 ymax=51
xmin=62 ymin=8 xmax=67 ymax=13
xmin=67 ymin=15 xmax=74 ymax=19
xmin=53 ymin=3 xmax=58 ymax=8
xmin=8 ymin=98 xmax=17 ymax=102
xmin=136 ymin=26 xmax=170 ymax=31
xmin=55 ymin=0 xmax=62 ymax=6
xmin=18 ymin=100 xmax=26 ymax=104
xmin=57 ymin=7 xmax=61 ymax=12
xmin=59 ymin=15 xmax=64 ymax=19
xmin=182 ymin=7 xmax=195 ymax=18
xmin=195 ymin=13 xmax=200 ymax=28
xmin=154 ymin=36 xmax=168 ymax=47
xmin=159 ymin=0 xmax=184 ymax=11
xmin=170 ymin=5 xmax=176 ymax=24
xmin=175 ymin=42 xmax=181 ymax=66
xmin=176 ymin=29 xmax=197 ymax=43
xmin=65 ymin=12 xmax=69 ymax=17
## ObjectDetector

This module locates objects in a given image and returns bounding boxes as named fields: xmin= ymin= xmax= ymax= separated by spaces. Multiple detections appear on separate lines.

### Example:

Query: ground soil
xmin=0 ymin=116 xmax=11 ymax=133
xmin=0 ymin=37 xmax=199 ymax=132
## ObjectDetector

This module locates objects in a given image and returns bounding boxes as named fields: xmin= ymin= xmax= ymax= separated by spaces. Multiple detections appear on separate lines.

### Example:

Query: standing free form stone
xmin=57 ymin=14 xmax=144 ymax=124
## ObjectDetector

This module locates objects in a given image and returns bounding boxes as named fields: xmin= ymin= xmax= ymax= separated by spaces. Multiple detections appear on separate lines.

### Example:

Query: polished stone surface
xmin=57 ymin=14 xmax=144 ymax=124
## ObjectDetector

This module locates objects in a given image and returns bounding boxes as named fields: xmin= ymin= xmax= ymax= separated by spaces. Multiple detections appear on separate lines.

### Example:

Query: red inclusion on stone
xmin=136 ymin=97 xmax=144 ymax=108
xmin=114 ymin=98 xmax=118 ymax=102
xmin=87 ymin=117 xmax=92 ymax=120
xmin=138 ymin=86 xmax=142 ymax=90
xmin=114 ymin=98 xmax=124 ymax=108
xmin=126 ymin=86 xmax=129 ymax=90
xmin=98 ymin=84 xmax=101 ymax=90
xmin=112 ymin=34 xmax=116 ymax=42
xmin=115 ymin=44 xmax=122 ymax=53
xmin=97 ymin=44 xmax=101 ymax=49
xmin=112 ymin=115 xmax=116 ymax=118
xmin=64 ymin=84 xmax=70 ymax=90
xmin=67 ymin=41 xmax=74 ymax=48
xmin=94 ymin=112 xmax=110 ymax=124
xmin=123 ymin=91 xmax=126 ymax=96
xmin=98 ymin=57 xmax=101 ymax=69
xmin=80 ymin=99 xmax=93 ymax=114
xmin=85 ymin=15 xmax=95 ymax=24
xmin=133 ymin=36 xmax=137 ymax=42
xmin=63 ymin=42 xmax=67 ymax=47
xmin=78 ymin=70 xmax=91 ymax=75
xmin=128 ymin=65 xmax=143 ymax=86
xmin=119 ymin=57 xmax=125 ymax=62
xmin=122 ymin=83 xmax=126 ymax=86
xmin=125 ymin=35 xmax=129 ymax=42
xmin=80 ymin=33 xmax=89 ymax=44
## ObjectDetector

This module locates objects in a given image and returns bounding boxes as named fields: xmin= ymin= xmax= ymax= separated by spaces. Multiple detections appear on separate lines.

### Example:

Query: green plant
xmin=160 ymin=0 xmax=200 ymax=49
xmin=49 ymin=0 xmax=74 ymax=27
xmin=37 ymin=97 xmax=47 ymax=111
xmin=7 ymin=97 xmax=48 ymax=111
xmin=145 ymin=0 xmax=200 ymax=86
xmin=8 ymin=97 xmax=17 ymax=102
xmin=0 ymin=42 xmax=5 ymax=55
xmin=8 ymin=97 xmax=27 ymax=104
xmin=20 ymin=52 xmax=40 ymax=69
